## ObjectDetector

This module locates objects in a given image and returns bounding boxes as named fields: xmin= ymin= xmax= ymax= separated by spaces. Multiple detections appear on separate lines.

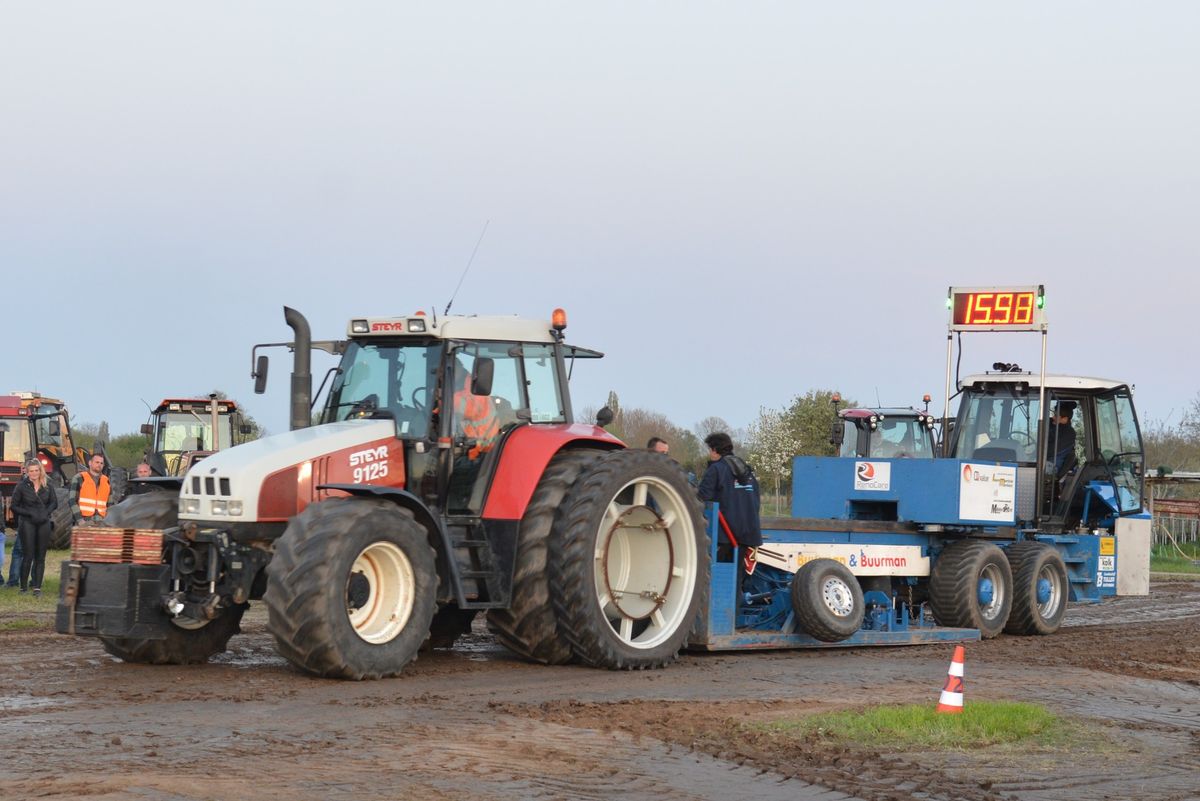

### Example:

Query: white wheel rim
xmin=594 ymin=476 xmax=697 ymax=650
xmin=821 ymin=576 xmax=856 ymax=617
xmin=347 ymin=541 xmax=416 ymax=644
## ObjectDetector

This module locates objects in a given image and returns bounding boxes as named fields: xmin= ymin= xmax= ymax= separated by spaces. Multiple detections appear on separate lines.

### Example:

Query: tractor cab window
xmin=870 ymin=418 xmax=933 ymax=459
xmin=523 ymin=345 xmax=565 ymax=423
xmin=32 ymin=410 xmax=70 ymax=456
xmin=0 ymin=418 xmax=32 ymax=463
xmin=157 ymin=412 xmax=234 ymax=453
xmin=1094 ymin=390 xmax=1143 ymax=514
xmin=326 ymin=342 xmax=440 ymax=439
xmin=953 ymin=391 xmax=1040 ymax=464
xmin=838 ymin=420 xmax=862 ymax=458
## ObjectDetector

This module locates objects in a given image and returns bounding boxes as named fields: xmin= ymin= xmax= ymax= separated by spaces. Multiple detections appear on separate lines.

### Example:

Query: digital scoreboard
xmin=947 ymin=285 xmax=1045 ymax=332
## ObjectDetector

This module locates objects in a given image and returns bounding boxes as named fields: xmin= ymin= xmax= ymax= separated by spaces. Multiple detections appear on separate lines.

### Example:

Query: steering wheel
xmin=1107 ymin=450 xmax=1140 ymax=467
xmin=349 ymin=394 xmax=379 ymax=418
xmin=411 ymin=387 xmax=430 ymax=412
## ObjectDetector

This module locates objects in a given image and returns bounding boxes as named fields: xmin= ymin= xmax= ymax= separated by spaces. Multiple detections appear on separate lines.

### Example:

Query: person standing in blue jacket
xmin=698 ymin=431 xmax=762 ymax=592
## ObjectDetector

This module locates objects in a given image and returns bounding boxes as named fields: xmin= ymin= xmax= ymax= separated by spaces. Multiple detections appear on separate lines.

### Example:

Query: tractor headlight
xmin=228 ymin=500 xmax=244 ymax=516
xmin=210 ymin=500 xmax=228 ymax=516
xmin=179 ymin=497 xmax=201 ymax=515
xmin=350 ymin=319 xmax=370 ymax=334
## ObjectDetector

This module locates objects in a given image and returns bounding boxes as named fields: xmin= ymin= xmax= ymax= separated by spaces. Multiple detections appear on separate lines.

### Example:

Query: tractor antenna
xmin=444 ymin=220 xmax=490 ymax=317
xmin=875 ymin=387 xmax=882 ymax=407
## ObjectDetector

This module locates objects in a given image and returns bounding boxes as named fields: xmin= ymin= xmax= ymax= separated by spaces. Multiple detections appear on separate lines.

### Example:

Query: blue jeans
xmin=5 ymin=529 xmax=22 ymax=586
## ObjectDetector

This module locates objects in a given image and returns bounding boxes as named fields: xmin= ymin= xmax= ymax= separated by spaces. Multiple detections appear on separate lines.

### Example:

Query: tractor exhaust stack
xmin=284 ymin=306 xmax=312 ymax=431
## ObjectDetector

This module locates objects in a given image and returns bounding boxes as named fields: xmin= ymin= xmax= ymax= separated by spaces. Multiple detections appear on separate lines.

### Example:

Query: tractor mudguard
xmin=479 ymin=424 xmax=623 ymax=520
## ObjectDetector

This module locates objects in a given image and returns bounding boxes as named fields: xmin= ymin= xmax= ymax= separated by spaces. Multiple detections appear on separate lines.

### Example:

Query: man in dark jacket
xmin=698 ymin=432 xmax=762 ymax=594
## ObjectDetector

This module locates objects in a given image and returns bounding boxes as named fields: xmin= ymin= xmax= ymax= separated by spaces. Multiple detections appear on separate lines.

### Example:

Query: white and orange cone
xmin=936 ymin=644 xmax=965 ymax=714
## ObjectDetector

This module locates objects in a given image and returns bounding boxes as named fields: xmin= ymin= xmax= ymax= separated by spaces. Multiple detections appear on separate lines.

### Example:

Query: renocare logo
xmin=854 ymin=461 xmax=891 ymax=491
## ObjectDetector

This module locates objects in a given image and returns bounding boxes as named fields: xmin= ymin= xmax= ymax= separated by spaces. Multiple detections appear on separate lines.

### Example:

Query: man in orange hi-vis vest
xmin=70 ymin=453 xmax=113 ymax=525
xmin=453 ymin=366 xmax=500 ymax=461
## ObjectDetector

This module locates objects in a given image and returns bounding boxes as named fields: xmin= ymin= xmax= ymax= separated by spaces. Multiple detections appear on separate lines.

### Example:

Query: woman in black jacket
xmin=11 ymin=459 xmax=58 ymax=595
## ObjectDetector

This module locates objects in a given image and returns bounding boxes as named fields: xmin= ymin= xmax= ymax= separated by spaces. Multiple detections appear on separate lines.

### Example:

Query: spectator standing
xmin=71 ymin=453 xmax=113 ymax=525
xmin=11 ymin=459 xmax=58 ymax=595
xmin=125 ymin=461 xmax=155 ymax=499
xmin=4 ymin=463 xmax=27 ymax=588
xmin=698 ymin=432 xmax=762 ymax=596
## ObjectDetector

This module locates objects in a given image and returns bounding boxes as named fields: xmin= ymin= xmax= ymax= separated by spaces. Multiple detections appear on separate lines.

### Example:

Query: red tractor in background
xmin=0 ymin=392 xmax=92 ymax=548
xmin=140 ymin=396 xmax=252 ymax=477
xmin=58 ymin=308 xmax=709 ymax=679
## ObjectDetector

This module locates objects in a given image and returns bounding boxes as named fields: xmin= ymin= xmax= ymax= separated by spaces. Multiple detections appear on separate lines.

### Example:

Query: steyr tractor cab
xmin=830 ymin=395 xmax=938 ymax=460
xmin=58 ymin=307 xmax=709 ymax=679
xmin=950 ymin=372 xmax=1144 ymax=534
xmin=0 ymin=392 xmax=87 ymax=546
xmin=140 ymin=396 xmax=251 ymax=477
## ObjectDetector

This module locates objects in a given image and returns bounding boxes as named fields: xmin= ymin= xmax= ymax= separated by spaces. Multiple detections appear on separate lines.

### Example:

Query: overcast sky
xmin=2 ymin=3 xmax=1197 ymax=440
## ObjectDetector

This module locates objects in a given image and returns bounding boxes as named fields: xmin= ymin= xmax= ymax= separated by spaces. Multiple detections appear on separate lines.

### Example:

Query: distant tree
xmin=695 ymin=416 xmax=731 ymax=443
xmin=97 ymin=421 xmax=110 ymax=446
xmin=107 ymin=432 xmax=152 ymax=469
xmin=781 ymin=389 xmax=849 ymax=458
xmin=746 ymin=406 xmax=801 ymax=499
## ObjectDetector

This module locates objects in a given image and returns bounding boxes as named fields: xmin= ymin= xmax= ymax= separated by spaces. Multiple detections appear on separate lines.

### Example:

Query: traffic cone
xmin=936 ymin=645 xmax=965 ymax=714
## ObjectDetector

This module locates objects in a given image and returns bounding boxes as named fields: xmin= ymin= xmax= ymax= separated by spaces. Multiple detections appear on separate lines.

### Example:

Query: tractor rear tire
xmin=98 ymin=491 xmax=245 ymax=665
xmin=486 ymin=449 xmax=603 ymax=664
xmin=264 ymin=497 xmax=438 ymax=680
xmin=550 ymin=450 xmax=708 ymax=670
xmin=423 ymin=606 xmax=478 ymax=651
xmin=48 ymin=486 xmax=76 ymax=550
xmin=790 ymin=558 xmax=865 ymax=642
xmin=1004 ymin=542 xmax=1069 ymax=635
xmin=929 ymin=540 xmax=1012 ymax=638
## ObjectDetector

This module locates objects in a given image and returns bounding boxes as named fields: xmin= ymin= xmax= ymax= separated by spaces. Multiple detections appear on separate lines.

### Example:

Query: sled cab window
xmin=327 ymin=342 xmax=440 ymax=438
xmin=953 ymin=391 xmax=1040 ymax=463
xmin=1095 ymin=389 xmax=1143 ymax=514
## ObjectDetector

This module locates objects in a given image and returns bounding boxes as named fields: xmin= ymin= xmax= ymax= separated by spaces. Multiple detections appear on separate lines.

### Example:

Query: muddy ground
xmin=2 ymin=582 xmax=1197 ymax=801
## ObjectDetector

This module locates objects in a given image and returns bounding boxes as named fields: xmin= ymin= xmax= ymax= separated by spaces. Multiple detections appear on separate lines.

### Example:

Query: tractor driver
xmin=447 ymin=357 xmax=502 ymax=511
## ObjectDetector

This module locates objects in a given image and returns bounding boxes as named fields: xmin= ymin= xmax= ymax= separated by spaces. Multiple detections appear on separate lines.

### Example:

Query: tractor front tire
xmin=487 ymin=449 xmax=603 ymax=664
xmin=264 ymin=498 xmax=437 ymax=680
xmin=790 ymin=558 xmax=865 ymax=642
xmin=930 ymin=540 xmax=1013 ymax=638
xmin=98 ymin=491 xmax=246 ymax=665
xmin=550 ymin=450 xmax=708 ymax=670
xmin=1004 ymin=542 xmax=1069 ymax=635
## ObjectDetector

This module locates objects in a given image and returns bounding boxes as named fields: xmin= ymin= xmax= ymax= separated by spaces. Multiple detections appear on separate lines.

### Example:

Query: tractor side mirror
xmin=140 ymin=423 xmax=153 ymax=436
xmin=48 ymin=419 xmax=61 ymax=437
xmin=471 ymin=357 xmax=494 ymax=396
xmin=596 ymin=406 xmax=615 ymax=428
xmin=254 ymin=355 xmax=270 ymax=394
xmin=240 ymin=423 xmax=253 ymax=435
xmin=829 ymin=420 xmax=845 ymax=447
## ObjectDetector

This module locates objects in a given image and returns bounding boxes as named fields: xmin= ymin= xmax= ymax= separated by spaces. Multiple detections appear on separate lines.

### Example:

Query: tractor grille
xmin=71 ymin=528 xmax=164 ymax=565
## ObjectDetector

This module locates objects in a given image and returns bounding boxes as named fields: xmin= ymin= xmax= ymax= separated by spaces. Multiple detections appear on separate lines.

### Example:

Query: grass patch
xmin=0 ymin=541 xmax=68 ymax=627
xmin=763 ymin=702 xmax=1083 ymax=751
xmin=1150 ymin=542 xmax=1200 ymax=574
